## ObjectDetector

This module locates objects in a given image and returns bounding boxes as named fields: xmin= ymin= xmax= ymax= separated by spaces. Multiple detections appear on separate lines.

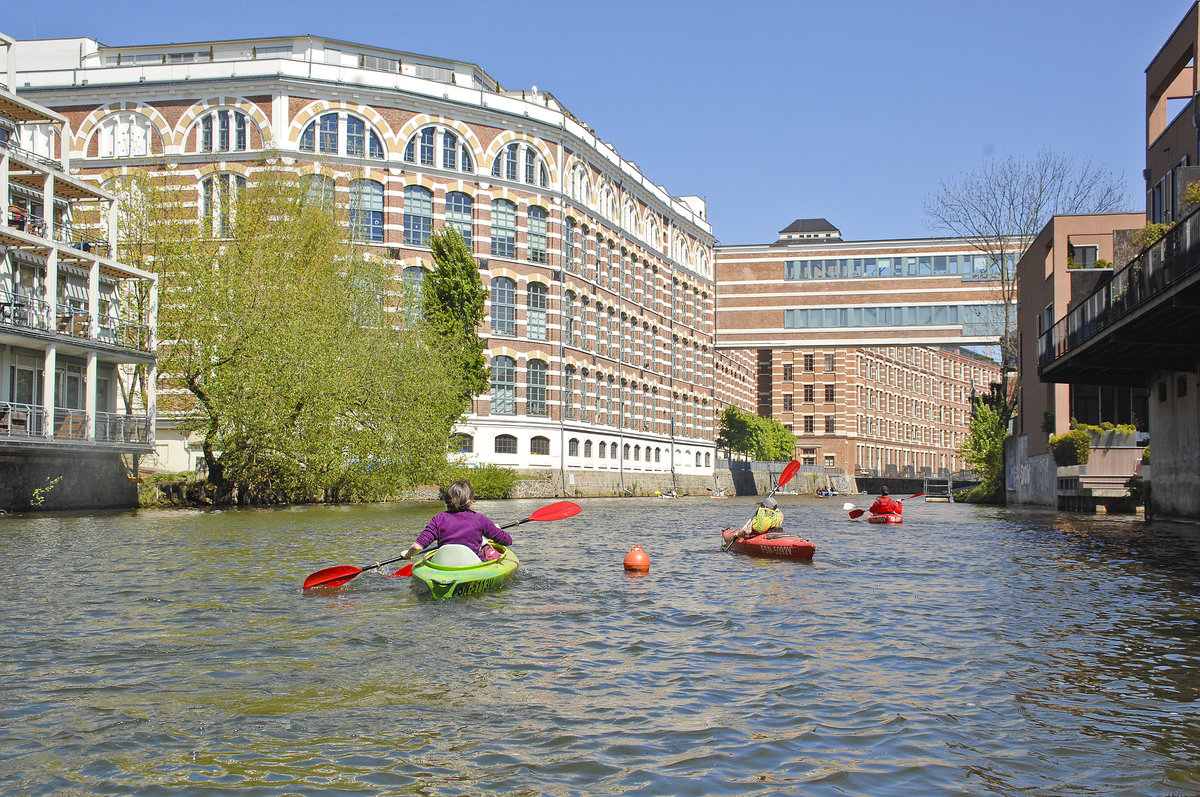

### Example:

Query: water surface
xmin=2 ymin=497 xmax=1200 ymax=795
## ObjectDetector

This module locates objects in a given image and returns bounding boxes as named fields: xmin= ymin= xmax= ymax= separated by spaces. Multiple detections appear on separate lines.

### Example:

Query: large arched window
xmin=528 ymin=206 xmax=548 ymax=264
xmin=200 ymin=173 xmax=246 ymax=237
xmin=494 ymin=434 xmax=517 ymax=454
xmin=564 ymin=290 xmax=577 ymax=347
xmin=491 ymin=356 xmax=516 ymax=415
xmin=301 ymin=174 xmax=335 ymax=210
xmin=403 ymin=186 xmax=433 ymax=246
xmin=300 ymin=112 xmax=383 ymax=159
xmin=196 ymin=108 xmax=251 ymax=153
xmin=568 ymin=161 xmax=591 ymax=204
xmin=564 ymin=218 xmax=578 ymax=273
xmin=564 ymin=365 xmax=576 ymax=420
xmin=531 ymin=435 xmax=550 ymax=456
xmin=402 ymin=265 xmax=426 ymax=310
xmin=527 ymin=360 xmax=548 ymax=416
xmin=599 ymin=185 xmax=617 ymax=222
xmin=403 ymin=125 xmax=474 ymax=173
xmin=527 ymin=282 xmax=548 ymax=341
xmin=446 ymin=191 xmax=473 ymax=245
xmin=96 ymin=112 xmax=156 ymax=158
xmin=490 ymin=199 xmax=516 ymax=258
xmin=492 ymin=142 xmax=548 ymax=187
xmin=349 ymin=179 xmax=384 ymax=242
xmin=490 ymin=276 xmax=516 ymax=336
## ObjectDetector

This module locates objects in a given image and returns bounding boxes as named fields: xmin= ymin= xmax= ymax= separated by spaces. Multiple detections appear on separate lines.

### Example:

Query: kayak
xmin=867 ymin=513 xmax=903 ymax=524
xmin=720 ymin=528 xmax=816 ymax=561
xmin=405 ymin=543 xmax=519 ymax=600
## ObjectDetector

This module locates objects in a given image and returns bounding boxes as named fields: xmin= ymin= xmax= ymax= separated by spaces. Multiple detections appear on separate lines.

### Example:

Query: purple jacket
xmin=414 ymin=509 xmax=513 ymax=557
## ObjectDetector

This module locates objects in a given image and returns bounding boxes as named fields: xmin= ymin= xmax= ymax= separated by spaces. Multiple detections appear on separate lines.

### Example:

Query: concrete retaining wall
xmin=0 ymin=451 xmax=137 ymax=512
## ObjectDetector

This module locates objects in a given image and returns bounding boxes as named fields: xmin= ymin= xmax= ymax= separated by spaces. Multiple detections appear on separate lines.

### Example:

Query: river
xmin=1 ymin=496 xmax=1199 ymax=795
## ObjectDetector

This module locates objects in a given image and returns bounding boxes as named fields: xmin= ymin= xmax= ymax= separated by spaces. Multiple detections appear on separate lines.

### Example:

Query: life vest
xmin=750 ymin=507 xmax=783 ymax=533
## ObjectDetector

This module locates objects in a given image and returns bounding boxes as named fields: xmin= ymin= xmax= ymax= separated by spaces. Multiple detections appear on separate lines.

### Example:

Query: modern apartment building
xmin=13 ymin=34 xmax=717 ymax=491
xmin=0 ymin=33 xmax=157 ymax=511
xmin=715 ymin=220 xmax=1005 ymax=477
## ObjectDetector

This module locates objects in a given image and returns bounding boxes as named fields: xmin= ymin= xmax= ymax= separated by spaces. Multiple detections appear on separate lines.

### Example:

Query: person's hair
xmin=443 ymin=480 xmax=474 ymax=511
xmin=880 ymin=486 xmax=890 ymax=496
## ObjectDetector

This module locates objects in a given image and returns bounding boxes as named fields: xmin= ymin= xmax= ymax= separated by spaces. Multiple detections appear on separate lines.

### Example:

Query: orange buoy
xmin=623 ymin=544 xmax=650 ymax=572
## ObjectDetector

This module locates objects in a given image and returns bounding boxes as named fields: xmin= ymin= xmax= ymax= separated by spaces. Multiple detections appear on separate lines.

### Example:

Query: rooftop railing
xmin=1039 ymin=203 xmax=1200 ymax=369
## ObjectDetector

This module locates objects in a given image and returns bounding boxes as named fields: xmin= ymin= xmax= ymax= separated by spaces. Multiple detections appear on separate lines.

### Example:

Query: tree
xmin=717 ymin=406 xmax=794 ymax=461
xmin=925 ymin=149 xmax=1128 ymax=424
xmin=422 ymin=226 xmax=489 ymax=403
xmin=958 ymin=398 xmax=1007 ymax=503
xmin=114 ymin=166 xmax=469 ymax=502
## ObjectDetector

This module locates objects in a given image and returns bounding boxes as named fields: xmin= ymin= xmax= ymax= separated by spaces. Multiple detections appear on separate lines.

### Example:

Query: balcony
xmin=0 ymin=403 xmax=151 ymax=447
xmin=1038 ymin=204 xmax=1200 ymax=385
xmin=0 ymin=290 xmax=152 ymax=354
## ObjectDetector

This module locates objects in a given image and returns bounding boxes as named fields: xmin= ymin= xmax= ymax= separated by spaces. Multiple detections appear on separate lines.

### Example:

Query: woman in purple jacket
xmin=396 ymin=480 xmax=513 ymax=563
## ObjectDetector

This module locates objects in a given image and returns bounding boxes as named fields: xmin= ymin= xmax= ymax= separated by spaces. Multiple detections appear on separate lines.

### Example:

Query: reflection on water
xmin=2 ymin=498 xmax=1200 ymax=794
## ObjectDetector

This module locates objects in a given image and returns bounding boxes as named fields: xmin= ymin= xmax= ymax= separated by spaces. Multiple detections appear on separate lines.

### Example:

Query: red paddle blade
xmin=525 ymin=500 xmax=582 ymax=522
xmin=302 ymin=565 xmax=363 ymax=590
xmin=390 ymin=562 xmax=416 ymax=578
xmin=905 ymin=492 xmax=926 ymax=501
xmin=777 ymin=459 xmax=801 ymax=488
xmin=849 ymin=509 xmax=866 ymax=519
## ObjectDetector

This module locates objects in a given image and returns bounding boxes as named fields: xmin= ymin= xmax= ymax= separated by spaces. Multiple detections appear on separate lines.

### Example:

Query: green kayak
xmin=408 ymin=543 xmax=519 ymax=600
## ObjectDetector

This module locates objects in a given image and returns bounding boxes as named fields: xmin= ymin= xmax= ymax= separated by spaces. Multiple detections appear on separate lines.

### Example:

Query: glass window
xmin=491 ymin=356 xmax=516 ymax=415
xmin=531 ymin=435 xmax=550 ymax=456
xmin=490 ymin=277 xmax=516 ymax=336
xmin=491 ymin=199 xmax=516 ymax=258
xmin=825 ymin=416 xmax=835 ymax=433
xmin=528 ymin=206 xmax=548 ymax=264
xmin=528 ymin=282 xmax=548 ymax=340
xmin=403 ymin=186 xmax=433 ymax=246
xmin=494 ymin=434 xmax=517 ymax=453
xmin=455 ymin=434 xmax=473 ymax=453
xmin=446 ymin=191 xmax=473 ymax=245
xmin=199 ymin=109 xmax=250 ymax=153
xmin=349 ymin=179 xmax=384 ymax=243
xmin=301 ymin=174 xmax=335 ymax=210
xmin=200 ymin=173 xmax=246 ymax=237
xmin=564 ymin=366 xmax=576 ymax=419
xmin=528 ymin=360 xmax=548 ymax=416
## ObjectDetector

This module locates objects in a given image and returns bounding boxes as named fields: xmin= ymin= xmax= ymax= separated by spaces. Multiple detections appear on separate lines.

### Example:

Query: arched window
xmin=491 ymin=356 xmax=516 ymax=415
xmin=403 ymin=125 xmax=474 ymax=173
xmin=600 ymin=185 xmax=617 ymax=222
xmin=599 ymin=441 xmax=607 ymax=459
xmin=492 ymin=142 xmax=548 ymax=187
xmin=495 ymin=434 xmax=517 ymax=454
xmin=301 ymin=174 xmax=335 ymax=210
xmin=301 ymin=112 xmax=383 ymax=159
xmin=200 ymin=173 xmax=245 ymax=237
xmin=528 ymin=282 xmax=548 ymax=341
xmin=531 ymin=435 xmax=550 ymax=456
xmin=349 ymin=179 xmax=384 ymax=242
xmin=622 ymin=198 xmax=637 ymax=232
xmin=568 ymin=161 xmax=591 ymax=204
xmin=197 ymin=108 xmax=251 ymax=153
xmin=490 ymin=276 xmax=516 ymax=336
xmin=584 ymin=440 xmax=593 ymax=458
xmin=564 ymin=365 xmax=576 ymax=420
xmin=564 ymin=290 xmax=576 ymax=347
xmin=655 ymin=447 xmax=661 ymax=463
xmin=454 ymin=433 xmax=473 ymax=453
xmin=491 ymin=199 xmax=516 ymax=258
xmin=402 ymin=265 xmax=426 ymax=311
xmin=623 ymin=443 xmax=631 ymax=460
xmin=96 ymin=111 xmax=155 ymax=158
xmin=564 ymin=218 xmax=578 ymax=273
xmin=634 ymin=445 xmax=641 ymax=462
xmin=528 ymin=206 xmax=548 ymax=263
xmin=403 ymin=186 xmax=433 ymax=246
xmin=528 ymin=360 xmax=548 ymax=416
xmin=446 ymin=191 xmax=473 ymax=245
xmin=568 ymin=438 xmax=580 ymax=457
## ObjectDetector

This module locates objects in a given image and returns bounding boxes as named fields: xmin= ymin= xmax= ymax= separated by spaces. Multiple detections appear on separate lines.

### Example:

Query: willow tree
xmin=112 ymin=167 xmax=468 ymax=501
xmin=924 ymin=149 xmax=1128 ymax=425
xmin=717 ymin=405 xmax=795 ymax=461
xmin=422 ymin=226 xmax=489 ymax=403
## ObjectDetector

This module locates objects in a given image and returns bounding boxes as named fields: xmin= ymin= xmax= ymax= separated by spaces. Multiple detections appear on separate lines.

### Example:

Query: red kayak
xmin=867 ymin=513 xmax=903 ymax=524
xmin=720 ymin=528 xmax=816 ymax=560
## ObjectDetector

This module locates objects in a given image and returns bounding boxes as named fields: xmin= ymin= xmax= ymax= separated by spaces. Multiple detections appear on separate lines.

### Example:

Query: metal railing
xmin=0 ymin=404 xmax=150 ymax=446
xmin=0 ymin=137 xmax=61 ymax=172
xmin=1 ymin=291 xmax=151 ymax=353
xmin=0 ymin=402 xmax=45 ymax=437
xmin=96 ymin=411 xmax=151 ymax=444
xmin=1039 ymin=203 xmax=1200 ymax=368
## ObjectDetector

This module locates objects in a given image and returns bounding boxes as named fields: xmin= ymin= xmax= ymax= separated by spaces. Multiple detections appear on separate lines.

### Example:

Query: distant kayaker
xmin=869 ymin=486 xmax=903 ymax=517
xmin=396 ymin=480 xmax=512 ymax=563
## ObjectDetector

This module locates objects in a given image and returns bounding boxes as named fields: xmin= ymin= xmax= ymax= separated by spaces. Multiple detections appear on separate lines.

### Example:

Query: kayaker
xmin=869 ymin=486 xmax=903 ymax=517
xmin=731 ymin=495 xmax=783 ymax=544
xmin=396 ymin=480 xmax=512 ymax=563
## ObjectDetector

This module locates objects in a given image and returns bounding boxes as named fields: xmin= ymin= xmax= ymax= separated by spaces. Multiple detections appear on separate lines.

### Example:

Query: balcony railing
xmin=0 ymin=403 xmax=150 ymax=446
xmin=1039 ymin=203 xmax=1200 ymax=368
xmin=0 ymin=136 xmax=61 ymax=172
xmin=1 ymin=291 xmax=152 ymax=353
xmin=5 ymin=209 xmax=112 ymax=259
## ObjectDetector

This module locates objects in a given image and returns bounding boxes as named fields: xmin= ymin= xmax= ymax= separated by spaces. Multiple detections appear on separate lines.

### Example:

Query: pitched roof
xmin=779 ymin=218 xmax=839 ymax=234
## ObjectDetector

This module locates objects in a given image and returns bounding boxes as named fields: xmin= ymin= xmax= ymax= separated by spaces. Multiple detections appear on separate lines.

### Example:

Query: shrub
xmin=444 ymin=463 xmax=519 ymax=499
xmin=1127 ymin=476 xmax=1149 ymax=507
xmin=1049 ymin=430 xmax=1092 ymax=466
xmin=1142 ymin=446 xmax=1150 ymax=464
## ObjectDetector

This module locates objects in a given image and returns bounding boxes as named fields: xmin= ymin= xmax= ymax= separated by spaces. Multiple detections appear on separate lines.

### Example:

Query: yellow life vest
xmin=750 ymin=507 xmax=783 ymax=533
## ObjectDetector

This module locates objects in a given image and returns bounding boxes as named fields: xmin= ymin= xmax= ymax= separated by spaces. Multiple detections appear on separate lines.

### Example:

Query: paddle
xmin=302 ymin=500 xmax=582 ymax=589
xmin=848 ymin=492 xmax=925 ymax=520
xmin=722 ymin=459 xmax=801 ymax=552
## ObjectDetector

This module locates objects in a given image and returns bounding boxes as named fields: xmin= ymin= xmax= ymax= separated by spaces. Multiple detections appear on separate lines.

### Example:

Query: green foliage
xmin=1071 ymin=421 xmax=1137 ymax=437
xmin=1093 ymin=259 xmax=1113 ymax=269
xmin=127 ymin=168 xmax=469 ymax=502
xmin=1142 ymin=446 xmax=1150 ymax=464
xmin=1126 ymin=476 xmax=1149 ymax=507
xmin=716 ymin=405 xmax=794 ymax=461
xmin=443 ymin=464 xmax=519 ymax=500
xmin=1185 ymin=180 xmax=1200 ymax=206
xmin=30 ymin=476 xmax=62 ymax=507
xmin=1041 ymin=411 xmax=1055 ymax=435
xmin=1132 ymin=222 xmax=1173 ymax=250
xmin=1049 ymin=430 xmax=1091 ymax=466
xmin=958 ymin=398 xmax=1007 ymax=502
xmin=423 ymin=226 xmax=489 ymax=402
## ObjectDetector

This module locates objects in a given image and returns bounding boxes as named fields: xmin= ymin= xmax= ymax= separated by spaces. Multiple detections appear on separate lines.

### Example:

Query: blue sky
xmin=3 ymin=0 xmax=1192 ymax=244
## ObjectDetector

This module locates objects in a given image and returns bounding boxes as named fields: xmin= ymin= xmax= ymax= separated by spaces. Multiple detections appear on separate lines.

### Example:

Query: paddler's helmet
xmin=880 ymin=486 xmax=890 ymax=496
xmin=761 ymin=496 xmax=778 ymax=509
